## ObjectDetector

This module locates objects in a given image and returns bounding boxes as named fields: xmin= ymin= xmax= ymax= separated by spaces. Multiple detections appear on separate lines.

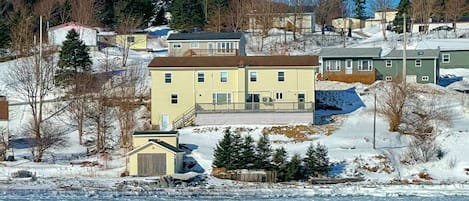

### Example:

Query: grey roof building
xmin=320 ymin=48 xmax=382 ymax=58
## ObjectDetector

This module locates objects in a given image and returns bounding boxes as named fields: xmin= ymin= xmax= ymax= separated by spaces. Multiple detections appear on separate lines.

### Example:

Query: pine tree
xmin=285 ymin=153 xmax=302 ymax=181
xmin=312 ymin=143 xmax=330 ymax=177
xmin=230 ymin=133 xmax=243 ymax=169
xmin=303 ymin=143 xmax=316 ymax=177
xmin=56 ymin=29 xmax=92 ymax=87
xmin=393 ymin=0 xmax=411 ymax=33
xmin=94 ymin=0 xmax=115 ymax=28
xmin=254 ymin=133 xmax=272 ymax=169
xmin=240 ymin=135 xmax=256 ymax=169
xmin=0 ymin=18 xmax=10 ymax=48
xmin=213 ymin=128 xmax=234 ymax=169
xmin=354 ymin=0 xmax=366 ymax=20
xmin=272 ymin=147 xmax=288 ymax=181
xmin=170 ymin=0 xmax=205 ymax=31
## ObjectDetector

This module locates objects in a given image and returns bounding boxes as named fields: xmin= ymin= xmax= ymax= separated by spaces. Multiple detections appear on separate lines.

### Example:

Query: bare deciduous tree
xmin=0 ymin=127 xmax=9 ymax=161
xmin=226 ymin=0 xmax=249 ymax=32
xmin=411 ymin=0 xmax=435 ymax=34
xmin=33 ymin=0 xmax=57 ymax=22
xmin=314 ymin=0 xmax=342 ymax=35
xmin=378 ymin=82 xmax=407 ymax=132
xmin=115 ymin=2 xmax=142 ymax=67
xmin=370 ymin=0 xmax=393 ymax=40
xmin=445 ymin=0 xmax=468 ymax=31
xmin=9 ymin=12 xmax=35 ymax=56
xmin=70 ymin=0 xmax=96 ymax=26
xmin=7 ymin=47 xmax=61 ymax=162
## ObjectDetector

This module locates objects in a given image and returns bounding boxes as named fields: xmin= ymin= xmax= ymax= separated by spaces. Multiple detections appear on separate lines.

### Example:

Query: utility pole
xmin=373 ymin=93 xmax=376 ymax=149
xmin=402 ymin=13 xmax=407 ymax=84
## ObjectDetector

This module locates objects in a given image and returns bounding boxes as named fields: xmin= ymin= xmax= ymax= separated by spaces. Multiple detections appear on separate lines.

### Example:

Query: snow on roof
xmin=415 ymin=39 xmax=469 ymax=51
xmin=382 ymin=49 xmax=440 ymax=59
xmin=320 ymin=48 xmax=382 ymax=58
xmin=48 ymin=22 xmax=95 ymax=31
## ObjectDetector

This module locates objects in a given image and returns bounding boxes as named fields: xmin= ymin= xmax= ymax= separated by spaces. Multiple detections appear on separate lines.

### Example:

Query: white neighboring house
xmin=48 ymin=22 xmax=97 ymax=47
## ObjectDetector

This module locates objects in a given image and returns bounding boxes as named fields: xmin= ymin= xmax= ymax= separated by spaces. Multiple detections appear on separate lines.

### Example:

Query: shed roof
xmin=382 ymin=49 xmax=440 ymax=59
xmin=148 ymin=56 xmax=318 ymax=68
xmin=133 ymin=130 xmax=178 ymax=136
xmin=320 ymin=48 xmax=382 ymax=58
xmin=48 ymin=22 xmax=95 ymax=31
xmin=127 ymin=141 xmax=184 ymax=156
xmin=167 ymin=32 xmax=243 ymax=40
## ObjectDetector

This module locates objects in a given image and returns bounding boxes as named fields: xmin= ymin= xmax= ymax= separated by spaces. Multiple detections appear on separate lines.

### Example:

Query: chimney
xmin=0 ymin=96 xmax=8 ymax=121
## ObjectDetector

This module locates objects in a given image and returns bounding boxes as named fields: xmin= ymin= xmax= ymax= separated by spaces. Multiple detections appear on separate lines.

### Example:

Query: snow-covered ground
xmin=0 ymin=25 xmax=469 ymax=196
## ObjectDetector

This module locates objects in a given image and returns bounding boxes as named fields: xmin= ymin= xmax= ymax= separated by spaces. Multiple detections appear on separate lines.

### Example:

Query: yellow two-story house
xmin=148 ymin=55 xmax=319 ymax=130
xmin=167 ymin=32 xmax=246 ymax=57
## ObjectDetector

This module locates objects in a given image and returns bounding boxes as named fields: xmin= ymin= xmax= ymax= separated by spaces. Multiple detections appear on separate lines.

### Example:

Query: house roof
xmin=320 ymin=48 xmax=382 ymax=58
xmin=415 ymin=39 xmax=469 ymax=51
xmin=48 ymin=22 xmax=95 ymax=31
xmin=167 ymin=32 xmax=243 ymax=41
xmin=148 ymin=56 xmax=319 ymax=68
xmin=133 ymin=130 xmax=178 ymax=136
xmin=376 ymin=8 xmax=397 ymax=12
xmin=128 ymin=140 xmax=184 ymax=156
xmin=382 ymin=49 xmax=440 ymax=59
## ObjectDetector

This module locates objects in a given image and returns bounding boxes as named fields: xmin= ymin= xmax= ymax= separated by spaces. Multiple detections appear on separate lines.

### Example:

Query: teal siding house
xmin=416 ymin=39 xmax=469 ymax=69
xmin=375 ymin=49 xmax=440 ymax=84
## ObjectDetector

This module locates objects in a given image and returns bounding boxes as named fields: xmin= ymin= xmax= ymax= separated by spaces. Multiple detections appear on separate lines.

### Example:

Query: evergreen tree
xmin=312 ymin=143 xmax=330 ymax=177
xmin=254 ymin=133 xmax=272 ymax=169
xmin=285 ymin=153 xmax=302 ymax=181
xmin=303 ymin=143 xmax=316 ymax=177
xmin=56 ymin=29 xmax=92 ymax=87
xmin=230 ymin=133 xmax=244 ymax=169
xmin=0 ymin=18 xmax=10 ymax=48
xmin=240 ymin=135 xmax=256 ymax=169
xmin=170 ymin=0 xmax=205 ymax=31
xmin=272 ymin=147 xmax=288 ymax=181
xmin=354 ymin=0 xmax=366 ymax=20
xmin=213 ymin=128 xmax=234 ymax=169
xmin=393 ymin=0 xmax=411 ymax=33
xmin=94 ymin=0 xmax=115 ymax=29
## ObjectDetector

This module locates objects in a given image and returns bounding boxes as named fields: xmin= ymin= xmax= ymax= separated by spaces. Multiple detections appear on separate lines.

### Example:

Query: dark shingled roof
xmin=149 ymin=140 xmax=184 ymax=153
xmin=133 ymin=130 xmax=178 ymax=135
xmin=148 ymin=56 xmax=319 ymax=68
xmin=320 ymin=48 xmax=382 ymax=58
xmin=167 ymin=32 xmax=244 ymax=40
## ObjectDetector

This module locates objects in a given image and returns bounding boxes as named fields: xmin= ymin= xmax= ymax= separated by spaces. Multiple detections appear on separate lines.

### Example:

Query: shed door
xmin=138 ymin=153 xmax=166 ymax=176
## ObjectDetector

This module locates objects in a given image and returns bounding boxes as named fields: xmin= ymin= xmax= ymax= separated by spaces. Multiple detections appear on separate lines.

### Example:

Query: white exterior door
xmin=345 ymin=59 xmax=353 ymax=74
xmin=161 ymin=114 xmax=169 ymax=131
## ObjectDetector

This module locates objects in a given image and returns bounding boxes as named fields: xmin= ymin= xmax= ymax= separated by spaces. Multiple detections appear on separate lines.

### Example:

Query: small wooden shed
xmin=127 ymin=131 xmax=184 ymax=176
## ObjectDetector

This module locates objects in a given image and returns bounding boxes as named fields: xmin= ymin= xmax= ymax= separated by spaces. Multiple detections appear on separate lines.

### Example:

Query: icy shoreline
xmin=2 ymin=177 xmax=469 ymax=197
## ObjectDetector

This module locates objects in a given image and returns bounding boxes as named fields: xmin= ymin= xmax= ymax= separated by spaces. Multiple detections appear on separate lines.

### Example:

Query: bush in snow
xmin=304 ymin=143 xmax=330 ymax=177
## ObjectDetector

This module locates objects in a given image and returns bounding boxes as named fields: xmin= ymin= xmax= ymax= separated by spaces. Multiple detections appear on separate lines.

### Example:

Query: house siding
xmin=321 ymin=58 xmax=377 ymax=84
xmin=374 ymin=59 xmax=437 ymax=84
xmin=48 ymin=25 xmax=97 ymax=46
xmin=168 ymin=40 xmax=242 ymax=57
xmin=440 ymin=50 xmax=469 ymax=69
xmin=115 ymin=34 xmax=147 ymax=50
xmin=150 ymin=65 xmax=316 ymax=130
xmin=128 ymin=144 xmax=176 ymax=176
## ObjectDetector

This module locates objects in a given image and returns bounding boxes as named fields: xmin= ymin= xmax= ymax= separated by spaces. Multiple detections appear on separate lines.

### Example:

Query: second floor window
xmin=197 ymin=72 xmax=204 ymax=82
xmin=173 ymin=43 xmax=181 ymax=49
xmin=442 ymin=54 xmax=450 ymax=63
xmin=165 ymin=73 xmax=172 ymax=83
xmin=220 ymin=72 xmax=228 ymax=82
xmin=217 ymin=42 xmax=236 ymax=53
xmin=278 ymin=72 xmax=285 ymax=82
xmin=191 ymin=42 xmax=199 ymax=48
xmin=415 ymin=59 xmax=422 ymax=67
xmin=386 ymin=60 xmax=392 ymax=68
xmin=250 ymin=72 xmax=257 ymax=82
xmin=171 ymin=94 xmax=178 ymax=104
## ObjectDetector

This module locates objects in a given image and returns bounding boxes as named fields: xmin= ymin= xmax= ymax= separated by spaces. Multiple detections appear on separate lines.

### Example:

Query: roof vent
xmin=417 ymin=51 xmax=424 ymax=55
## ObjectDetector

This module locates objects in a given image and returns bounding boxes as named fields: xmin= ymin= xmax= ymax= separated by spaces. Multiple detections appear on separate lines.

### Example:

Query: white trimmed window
xmin=442 ymin=54 xmax=450 ymax=63
xmin=324 ymin=60 xmax=331 ymax=71
xmin=385 ymin=76 xmax=392 ymax=81
xmin=171 ymin=94 xmax=178 ymax=104
xmin=358 ymin=60 xmax=373 ymax=71
xmin=164 ymin=72 xmax=172 ymax=83
xmin=278 ymin=71 xmax=285 ymax=82
xmin=421 ymin=76 xmax=429 ymax=81
xmin=415 ymin=59 xmax=422 ymax=67
xmin=212 ymin=93 xmax=231 ymax=104
xmin=197 ymin=72 xmax=204 ymax=82
xmin=172 ymin=43 xmax=181 ymax=49
xmin=250 ymin=71 xmax=257 ymax=82
xmin=220 ymin=72 xmax=228 ymax=82
xmin=191 ymin=42 xmax=199 ymax=48
xmin=326 ymin=60 xmax=340 ymax=71
xmin=386 ymin=60 xmax=392 ymax=68
xmin=216 ymin=42 xmax=237 ymax=53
